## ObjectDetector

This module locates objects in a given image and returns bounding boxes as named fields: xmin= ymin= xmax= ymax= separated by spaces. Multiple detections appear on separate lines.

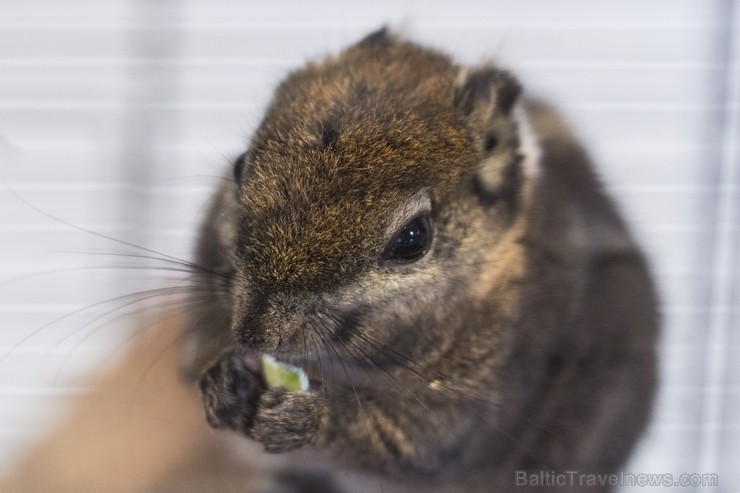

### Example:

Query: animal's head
xmin=228 ymin=29 xmax=540 ymax=377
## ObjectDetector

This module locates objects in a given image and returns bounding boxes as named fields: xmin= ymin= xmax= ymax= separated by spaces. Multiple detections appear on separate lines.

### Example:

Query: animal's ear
xmin=454 ymin=66 xmax=524 ymax=206
xmin=454 ymin=66 xmax=521 ymax=119
xmin=355 ymin=27 xmax=399 ymax=48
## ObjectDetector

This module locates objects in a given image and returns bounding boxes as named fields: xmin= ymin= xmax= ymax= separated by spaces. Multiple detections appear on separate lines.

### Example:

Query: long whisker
xmin=0 ymin=282 xmax=227 ymax=366
xmin=50 ymin=287 xmax=207 ymax=346
xmin=320 ymin=310 xmax=439 ymax=381
xmin=3 ymin=180 xmax=202 ymax=272
xmin=336 ymin=327 xmax=440 ymax=420
xmin=52 ymin=290 xmax=225 ymax=385
xmin=312 ymin=318 xmax=353 ymax=382
xmin=320 ymin=310 xmax=480 ymax=401
xmin=310 ymin=318 xmax=377 ymax=458
xmin=52 ymin=250 xmax=236 ymax=281
xmin=125 ymin=316 xmax=197 ymax=418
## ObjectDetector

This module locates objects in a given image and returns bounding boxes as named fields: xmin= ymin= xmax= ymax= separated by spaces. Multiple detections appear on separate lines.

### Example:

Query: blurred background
xmin=0 ymin=0 xmax=738 ymax=491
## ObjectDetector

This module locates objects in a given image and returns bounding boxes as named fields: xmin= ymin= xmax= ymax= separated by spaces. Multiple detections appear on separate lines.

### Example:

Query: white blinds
xmin=0 ymin=1 xmax=737 ymax=490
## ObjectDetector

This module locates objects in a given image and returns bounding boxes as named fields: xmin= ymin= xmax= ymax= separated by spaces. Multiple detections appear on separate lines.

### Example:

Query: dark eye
xmin=384 ymin=214 xmax=433 ymax=264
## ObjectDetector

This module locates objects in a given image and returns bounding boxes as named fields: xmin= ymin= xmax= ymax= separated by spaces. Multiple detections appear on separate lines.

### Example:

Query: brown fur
xmin=5 ymin=29 xmax=658 ymax=493
xmin=189 ymin=30 xmax=659 ymax=492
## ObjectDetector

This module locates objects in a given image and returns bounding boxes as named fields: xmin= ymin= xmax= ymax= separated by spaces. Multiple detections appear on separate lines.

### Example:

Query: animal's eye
xmin=384 ymin=214 xmax=433 ymax=264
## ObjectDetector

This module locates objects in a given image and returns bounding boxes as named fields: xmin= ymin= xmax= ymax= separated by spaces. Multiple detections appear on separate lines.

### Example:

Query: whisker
xmin=52 ymin=291 xmax=224 ymax=385
xmin=0 ymin=283 xmax=227 ymax=366
xmin=312 ymin=318 xmax=353 ymax=382
xmin=52 ymin=250 xmax=235 ymax=281
xmin=125 ymin=316 xmax=196 ymax=417
xmin=337 ymin=328 xmax=441 ymax=419
xmin=319 ymin=309 xmax=480 ymax=401
xmin=3 ymin=180 xmax=200 ymax=271
xmin=0 ymin=265 xmax=177 ymax=289
xmin=321 ymin=310 xmax=439 ymax=381
xmin=311 ymin=319 xmax=377 ymax=457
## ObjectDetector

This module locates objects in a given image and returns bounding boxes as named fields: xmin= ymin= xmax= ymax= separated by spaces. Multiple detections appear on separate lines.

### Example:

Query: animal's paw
xmin=250 ymin=389 xmax=328 ymax=453
xmin=199 ymin=351 xmax=264 ymax=432
xmin=199 ymin=352 xmax=327 ymax=453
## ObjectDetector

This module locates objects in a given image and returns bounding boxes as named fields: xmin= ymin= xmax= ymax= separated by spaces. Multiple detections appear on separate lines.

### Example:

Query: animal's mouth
xmin=241 ymin=348 xmax=386 ymax=389
xmin=240 ymin=351 xmax=319 ymax=389
xmin=238 ymin=351 xmax=262 ymax=374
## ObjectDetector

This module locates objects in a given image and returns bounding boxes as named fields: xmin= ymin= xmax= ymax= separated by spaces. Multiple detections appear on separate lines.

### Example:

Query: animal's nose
xmin=233 ymin=293 xmax=300 ymax=351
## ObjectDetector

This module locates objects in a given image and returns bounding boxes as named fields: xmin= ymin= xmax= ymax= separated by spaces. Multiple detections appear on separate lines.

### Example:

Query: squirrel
xmin=185 ymin=28 xmax=659 ymax=493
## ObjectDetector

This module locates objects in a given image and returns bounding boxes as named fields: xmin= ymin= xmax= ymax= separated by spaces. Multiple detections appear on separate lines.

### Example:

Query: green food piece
xmin=259 ymin=354 xmax=309 ymax=392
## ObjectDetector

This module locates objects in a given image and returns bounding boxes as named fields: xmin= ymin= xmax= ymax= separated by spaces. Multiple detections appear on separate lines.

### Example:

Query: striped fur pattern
xmin=187 ymin=29 xmax=658 ymax=493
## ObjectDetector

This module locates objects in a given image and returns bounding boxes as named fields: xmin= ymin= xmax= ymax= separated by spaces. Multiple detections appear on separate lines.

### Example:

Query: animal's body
xmin=187 ymin=29 xmax=659 ymax=493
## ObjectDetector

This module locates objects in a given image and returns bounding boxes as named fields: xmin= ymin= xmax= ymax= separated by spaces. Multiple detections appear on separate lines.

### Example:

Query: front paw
xmin=199 ymin=351 xmax=264 ymax=432
xmin=251 ymin=389 xmax=327 ymax=453
xmin=199 ymin=353 xmax=327 ymax=453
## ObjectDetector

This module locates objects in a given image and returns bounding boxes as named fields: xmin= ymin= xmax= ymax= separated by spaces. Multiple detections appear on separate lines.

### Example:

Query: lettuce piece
xmin=259 ymin=354 xmax=309 ymax=392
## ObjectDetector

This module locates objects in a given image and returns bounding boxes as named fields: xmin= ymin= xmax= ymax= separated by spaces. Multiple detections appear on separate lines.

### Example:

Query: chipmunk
xmin=186 ymin=28 xmax=659 ymax=493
